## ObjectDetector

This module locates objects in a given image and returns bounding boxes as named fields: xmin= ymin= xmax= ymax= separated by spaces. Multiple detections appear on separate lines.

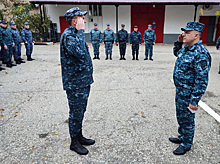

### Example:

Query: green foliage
xmin=1 ymin=2 xmax=51 ymax=40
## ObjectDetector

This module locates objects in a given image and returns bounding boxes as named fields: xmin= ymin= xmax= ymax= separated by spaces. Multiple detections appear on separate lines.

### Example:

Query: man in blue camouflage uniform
xmin=103 ymin=23 xmax=115 ymax=60
xmin=143 ymin=24 xmax=156 ymax=61
xmin=116 ymin=24 xmax=128 ymax=60
xmin=21 ymin=22 xmax=35 ymax=61
xmin=9 ymin=22 xmax=25 ymax=64
xmin=215 ymin=36 xmax=220 ymax=74
xmin=0 ymin=20 xmax=6 ymax=71
xmin=60 ymin=7 xmax=95 ymax=155
xmin=170 ymin=21 xmax=211 ymax=155
xmin=130 ymin=26 xmax=142 ymax=60
xmin=89 ymin=23 xmax=102 ymax=60
xmin=1 ymin=21 xmax=16 ymax=68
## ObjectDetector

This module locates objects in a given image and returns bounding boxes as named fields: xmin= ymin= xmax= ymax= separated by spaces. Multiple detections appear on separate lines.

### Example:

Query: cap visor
xmin=81 ymin=11 xmax=87 ymax=16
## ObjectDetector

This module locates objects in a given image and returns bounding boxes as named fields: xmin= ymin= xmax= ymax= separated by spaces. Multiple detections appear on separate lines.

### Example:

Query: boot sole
xmin=70 ymin=148 xmax=89 ymax=155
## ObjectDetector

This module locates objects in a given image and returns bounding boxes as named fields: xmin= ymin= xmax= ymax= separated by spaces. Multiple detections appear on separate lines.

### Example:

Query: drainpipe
xmin=194 ymin=4 xmax=198 ymax=21
xmin=115 ymin=4 xmax=119 ymax=34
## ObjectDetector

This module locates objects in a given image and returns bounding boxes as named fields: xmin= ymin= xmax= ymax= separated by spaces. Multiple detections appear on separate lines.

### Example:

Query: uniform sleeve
xmin=2 ymin=31 xmax=6 ymax=45
xmin=21 ymin=30 xmax=27 ymax=43
xmin=126 ymin=31 xmax=128 ymax=43
xmin=143 ymin=31 xmax=146 ymax=42
xmin=116 ymin=32 xmax=119 ymax=43
xmin=0 ymin=30 xmax=2 ymax=45
xmin=99 ymin=31 xmax=102 ymax=43
xmin=173 ymin=40 xmax=183 ymax=57
xmin=190 ymin=53 xmax=211 ymax=106
xmin=130 ymin=33 xmax=133 ymax=44
xmin=154 ymin=31 xmax=156 ymax=43
xmin=113 ymin=31 xmax=116 ymax=42
xmin=102 ymin=31 xmax=105 ymax=42
xmin=216 ymin=36 xmax=220 ymax=49
xmin=64 ymin=29 xmax=87 ymax=60
xmin=139 ymin=33 xmax=142 ymax=44
xmin=89 ymin=30 xmax=92 ymax=42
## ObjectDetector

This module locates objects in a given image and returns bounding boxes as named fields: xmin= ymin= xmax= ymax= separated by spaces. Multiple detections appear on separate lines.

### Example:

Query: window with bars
xmin=89 ymin=5 xmax=102 ymax=16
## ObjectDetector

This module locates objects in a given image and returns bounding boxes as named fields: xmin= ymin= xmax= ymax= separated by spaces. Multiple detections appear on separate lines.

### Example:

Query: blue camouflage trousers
xmin=66 ymin=86 xmax=91 ymax=137
xmin=132 ymin=44 xmax=139 ymax=57
xmin=2 ymin=45 xmax=13 ymax=63
xmin=13 ymin=43 xmax=21 ymax=60
xmin=105 ymin=42 xmax=113 ymax=55
xmin=92 ymin=41 xmax=100 ymax=55
xmin=145 ymin=41 xmax=153 ymax=59
xmin=175 ymin=87 xmax=195 ymax=151
xmin=119 ymin=42 xmax=126 ymax=56
xmin=25 ymin=43 xmax=33 ymax=56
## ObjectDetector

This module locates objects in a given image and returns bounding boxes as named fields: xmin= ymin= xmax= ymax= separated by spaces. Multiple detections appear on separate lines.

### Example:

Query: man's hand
xmin=126 ymin=43 xmax=129 ymax=45
xmin=4 ymin=45 xmax=7 ymax=50
xmin=117 ymin=42 xmax=119 ymax=45
xmin=12 ymin=43 xmax=15 ymax=47
xmin=33 ymin=41 xmax=35 ymax=43
xmin=153 ymin=42 xmax=155 ymax=45
xmin=216 ymin=47 xmax=219 ymax=50
xmin=144 ymin=42 xmax=146 ymax=44
xmin=189 ymin=103 xmax=198 ymax=111
xmin=139 ymin=44 xmax=141 ymax=46
xmin=99 ymin=43 xmax=101 ymax=45
xmin=25 ymin=42 xmax=28 ymax=44
xmin=178 ymin=33 xmax=184 ymax=42
xmin=76 ymin=17 xmax=85 ymax=30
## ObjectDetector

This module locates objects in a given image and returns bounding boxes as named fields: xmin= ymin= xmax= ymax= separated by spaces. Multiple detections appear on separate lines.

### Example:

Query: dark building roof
xmin=30 ymin=0 xmax=220 ymax=5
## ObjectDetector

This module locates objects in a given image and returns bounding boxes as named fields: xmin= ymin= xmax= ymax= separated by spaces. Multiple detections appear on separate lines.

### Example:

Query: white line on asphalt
xmin=170 ymin=79 xmax=220 ymax=123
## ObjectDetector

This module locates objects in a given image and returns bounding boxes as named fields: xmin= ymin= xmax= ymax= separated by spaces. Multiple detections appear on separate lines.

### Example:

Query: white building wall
xmin=45 ymin=4 xmax=131 ymax=34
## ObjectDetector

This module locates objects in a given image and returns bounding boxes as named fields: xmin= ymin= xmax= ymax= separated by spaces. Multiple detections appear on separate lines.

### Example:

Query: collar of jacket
xmin=184 ymin=40 xmax=202 ymax=51
xmin=68 ymin=25 xmax=78 ymax=33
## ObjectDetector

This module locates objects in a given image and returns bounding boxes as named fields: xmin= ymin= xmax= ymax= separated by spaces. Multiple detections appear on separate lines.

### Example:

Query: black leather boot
xmin=78 ymin=130 xmax=95 ymax=146
xmin=173 ymin=146 xmax=188 ymax=155
xmin=105 ymin=55 xmax=108 ymax=60
xmin=19 ymin=58 xmax=25 ymax=63
xmin=119 ymin=55 xmax=122 ymax=60
xmin=93 ymin=55 xmax=97 ymax=60
xmin=110 ymin=54 xmax=112 ymax=60
xmin=97 ymin=55 xmax=100 ymax=60
xmin=6 ymin=62 xmax=12 ymax=68
xmin=0 ymin=66 xmax=6 ymax=71
xmin=70 ymin=136 xmax=89 ymax=155
xmin=132 ymin=55 xmax=135 ymax=60
xmin=169 ymin=137 xmax=182 ymax=144
xmin=16 ymin=60 xmax=21 ymax=64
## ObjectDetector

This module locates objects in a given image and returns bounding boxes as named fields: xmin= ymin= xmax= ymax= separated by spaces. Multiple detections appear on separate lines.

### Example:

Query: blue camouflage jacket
xmin=143 ymin=29 xmax=156 ymax=42
xmin=116 ymin=29 xmax=128 ymax=43
xmin=173 ymin=40 xmax=211 ymax=106
xmin=89 ymin=28 xmax=102 ymax=43
xmin=2 ymin=27 xmax=14 ymax=46
xmin=130 ymin=31 xmax=142 ymax=44
xmin=103 ymin=29 xmax=116 ymax=42
xmin=0 ymin=26 xmax=3 ymax=45
xmin=9 ymin=27 xmax=22 ymax=44
xmin=21 ymin=28 xmax=33 ymax=43
xmin=60 ymin=26 xmax=93 ymax=90
xmin=216 ymin=36 xmax=220 ymax=49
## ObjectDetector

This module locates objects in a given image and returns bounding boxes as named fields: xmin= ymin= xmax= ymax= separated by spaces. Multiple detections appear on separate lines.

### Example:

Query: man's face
xmin=107 ymin=25 xmax=110 ymax=29
xmin=148 ymin=26 xmax=152 ymax=30
xmin=72 ymin=15 xmax=86 ymax=27
xmin=134 ymin=28 xmax=138 ymax=32
xmin=25 ymin=25 xmax=29 ymax=29
xmin=11 ymin=24 xmax=16 ymax=29
xmin=182 ymin=30 xmax=199 ymax=44
xmin=121 ymin=26 xmax=125 ymax=30
xmin=94 ymin=25 xmax=97 ymax=30
xmin=2 ymin=24 xmax=7 ymax=28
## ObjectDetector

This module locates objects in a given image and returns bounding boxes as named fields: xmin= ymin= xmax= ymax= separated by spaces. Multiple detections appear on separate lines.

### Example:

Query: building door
xmin=131 ymin=5 xmax=165 ymax=43
xmin=59 ymin=16 xmax=69 ymax=35
xmin=215 ymin=17 xmax=220 ymax=43
xmin=199 ymin=16 xmax=216 ymax=43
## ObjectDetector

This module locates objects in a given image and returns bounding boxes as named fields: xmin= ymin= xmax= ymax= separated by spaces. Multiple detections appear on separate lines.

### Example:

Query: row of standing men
xmin=90 ymin=23 xmax=156 ymax=61
xmin=0 ymin=21 xmax=35 ymax=71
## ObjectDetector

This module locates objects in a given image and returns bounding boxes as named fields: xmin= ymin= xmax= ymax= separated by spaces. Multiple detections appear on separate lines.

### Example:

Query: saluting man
xmin=60 ymin=7 xmax=95 ymax=155
xmin=89 ymin=23 xmax=102 ymax=60
xmin=21 ymin=22 xmax=35 ymax=61
xmin=116 ymin=24 xmax=128 ymax=60
xmin=9 ymin=21 xmax=25 ymax=64
xmin=170 ymin=21 xmax=211 ymax=155
xmin=103 ymin=23 xmax=115 ymax=60
xmin=143 ymin=24 xmax=156 ymax=61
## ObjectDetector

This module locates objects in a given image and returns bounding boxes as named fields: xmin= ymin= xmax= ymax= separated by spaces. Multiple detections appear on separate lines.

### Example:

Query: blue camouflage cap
xmin=24 ymin=22 xmax=29 ymax=25
xmin=181 ymin=21 xmax=205 ymax=33
xmin=148 ymin=24 xmax=152 ymax=27
xmin=0 ymin=20 xmax=2 ymax=23
xmin=64 ymin=7 xmax=87 ymax=21
xmin=2 ymin=20 xmax=7 ymax=24
xmin=10 ymin=21 xmax=16 ymax=26
xmin=106 ymin=23 xmax=110 ymax=26
xmin=134 ymin=25 xmax=138 ymax=28
xmin=94 ymin=23 xmax=98 ymax=26
xmin=121 ymin=24 xmax=125 ymax=27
